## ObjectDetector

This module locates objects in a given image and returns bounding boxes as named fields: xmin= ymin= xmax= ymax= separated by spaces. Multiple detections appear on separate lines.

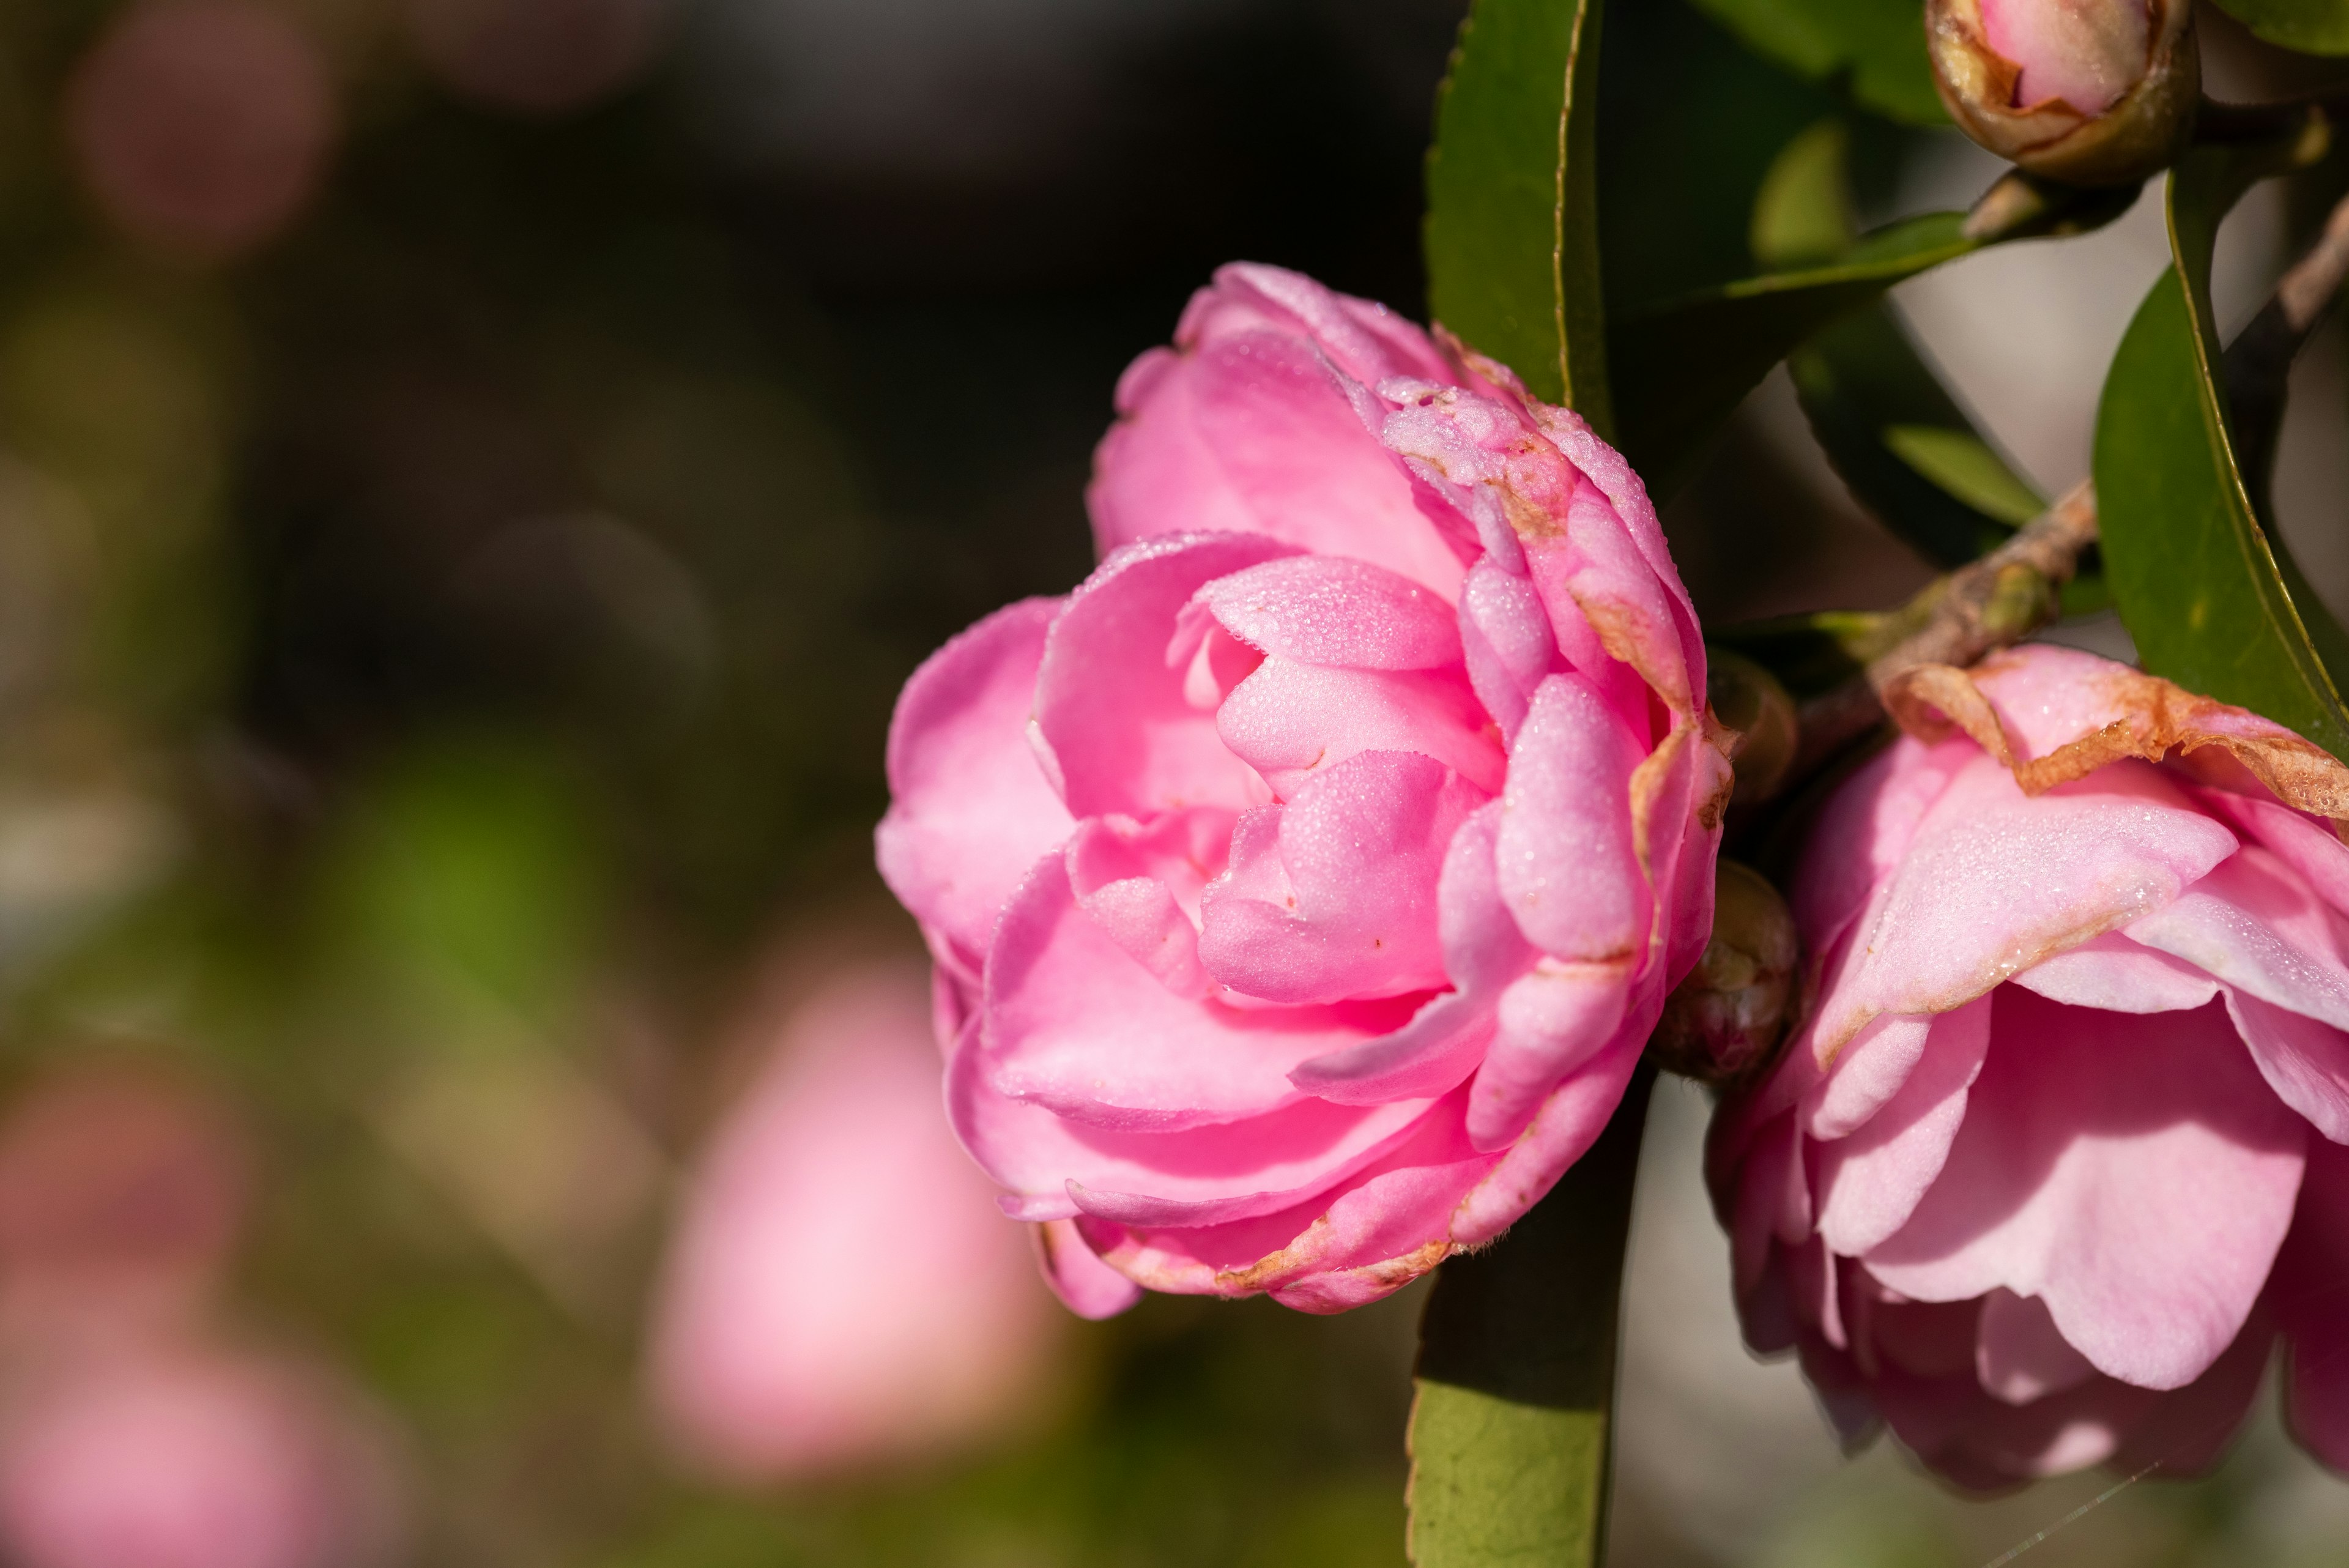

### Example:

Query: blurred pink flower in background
xmin=0 ymin=1065 xmax=406 ymax=1568
xmin=0 ymin=1343 xmax=404 ymax=1568
xmin=1713 ymin=644 xmax=2349 ymax=1487
xmin=879 ymin=264 xmax=1731 ymax=1315
xmin=645 ymin=960 xmax=1061 ymax=1482
xmin=406 ymin=0 xmax=669 ymax=114
xmin=64 ymin=0 xmax=336 ymax=260
xmin=0 ymin=1068 xmax=247 ymax=1348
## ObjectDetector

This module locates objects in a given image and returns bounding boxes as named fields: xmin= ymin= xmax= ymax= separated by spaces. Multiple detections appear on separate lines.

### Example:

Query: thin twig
xmin=2225 ymin=185 xmax=2349 ymax=511
xmin=1788 ymin=483 xmax=2098 ymax=779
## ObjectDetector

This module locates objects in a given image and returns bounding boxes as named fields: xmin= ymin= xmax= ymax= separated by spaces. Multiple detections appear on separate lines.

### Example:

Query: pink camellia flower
xmin=878 ymin=263 xmax=1731 ymax=1315
xmin=645 ymin=962 xmax=1061 ymax=1480
xmin=1712 ymin=643 xmax=2349 ymax=1487
xmin=0 ymin=1343 xmax=404 ymax=1568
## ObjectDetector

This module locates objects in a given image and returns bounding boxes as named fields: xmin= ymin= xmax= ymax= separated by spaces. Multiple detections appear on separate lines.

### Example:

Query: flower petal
xmin=1466 ymin=959 xmax=1630 ymax=1151
xmin=2221 ymin=986 xmax=2349 ymax=1144
xmin=1496 ymin=674 xmax=1649 ymax=964
xmin=2277 ymin=1136 xmax=2349 ymax=1472
xmin=1813 ymin=997 xmax=1992 ymax=1255
xmin=1088 ymin=329 xmax=1464 ymax=594
xmin=1030 ymin=1219 xmax=1143 ymax=1320
xmin=1196 ymin=555 xmax=1462 ymax=671
xmin=1813 ymin=752 xmax=2238 ymax=1058
xmin=982 ymin=853 xmax=1414 ymax=1131
xmin=2129 ymin=843 xmax=2349 ymax=1032
xmin=1215 ymin=660 xmax=1502 ymax=799
xmin=1865 ymin=989 xmax=2306 ymax=1391
xmin=1035 ymin=533 xmax=1296 ymax=819
xmin=1197 ymin=750 xmax=1479 ymax=1005
xmin=949 ymin=1030 xmax=1434 ymax=1225
xmin=1974 ymin=1288 xmax=2098 ymax=1405
xmin=2009 ymin=931 xmax=2220 ymax=1013
xmin=877 ymin=598 xmax=1075 ymax=970
xmin=1286 ymin=800 xmax=1526 ymax=1105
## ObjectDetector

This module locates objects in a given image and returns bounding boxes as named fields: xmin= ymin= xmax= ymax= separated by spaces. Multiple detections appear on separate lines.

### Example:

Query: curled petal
xmin=1813 ymin=999 xmax=1991 ymax=1256
xmin=1885 ymin=645 xmax=2349 ymax=821
xmin=2008 ymin=932 xmax=2218 ymax=1014
xmin=1196 ymin=555 xmax=1462 ymax=671
xmin=1496 ymin=674 xmax=1649 ymax=964
xmin=1466 ymin=959 xmax=1630 ymax=1151
xmin=1287 ymin=800 xmax=1527 ymax=1105
xmin=1036 ymin=533 xmax=1296 ymax=819
xmin=1215 ymin=658 xmax=1503 ymax=800
xmin=1030 ymin=1219 xmax=1143 ymax=1320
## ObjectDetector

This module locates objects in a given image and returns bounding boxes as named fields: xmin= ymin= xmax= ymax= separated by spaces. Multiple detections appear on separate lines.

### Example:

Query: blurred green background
xmin=0 ymin=0 xmax=2345 ymax=1565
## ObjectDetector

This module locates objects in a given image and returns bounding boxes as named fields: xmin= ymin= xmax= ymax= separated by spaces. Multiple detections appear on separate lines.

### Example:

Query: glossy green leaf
xmin=1600 ymin=0 xmax=1910 ymax=314
xmin=1745 ymin=120 xmax=2048 ymax=565
xmin=2093 ymin=114 xmax=2349 ymax=760
xmin=1792 ymin=312 xmax=2039 ymax=565
xmin=1616 ymin=175 xmax=2137 ymax=496
xmin=2206 ymin=0 xmax=2349 ymax=54
xmin=1407 ymin=1069 xmax=1652 ymax=1568
xmin=1687 ymin=0 xmax=1946 ymax=124
xmin=1881 ymin=425 xmax=2044 ymax=525
xmin=1749 ymin=119 xmax=1861 ymax=268
xmin=1426 ymin=0 xmax=1612 ymax=431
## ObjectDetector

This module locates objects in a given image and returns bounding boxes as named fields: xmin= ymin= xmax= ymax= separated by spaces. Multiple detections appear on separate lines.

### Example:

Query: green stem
xmin=1405 ymin=1063 xmax=1655 ymax=1567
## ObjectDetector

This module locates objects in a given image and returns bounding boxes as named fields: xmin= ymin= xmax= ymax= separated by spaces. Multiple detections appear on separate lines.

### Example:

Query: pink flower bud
xmin=877 ymin=264 xmax=1732 ymax=1314
xmin=644 ymin=962 xmax=1061 ymax=1481
xmin=1980 ymin=0 xmax=2149 ymax=116
xmin=1710 ymin=644 xmax=2349 ymax=1485
xmin=1928 ymin=0 xmax=2197 ymax=185
xmin=0 ymin=1345 xmax=404 ymax=1568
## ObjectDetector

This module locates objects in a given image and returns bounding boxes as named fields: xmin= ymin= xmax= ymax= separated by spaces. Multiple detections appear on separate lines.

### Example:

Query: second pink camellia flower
xmin=878 ymin=264 xmax=1731 ymax=1314
xmin=1713 ymin=644 xmax=2349 ymax=1486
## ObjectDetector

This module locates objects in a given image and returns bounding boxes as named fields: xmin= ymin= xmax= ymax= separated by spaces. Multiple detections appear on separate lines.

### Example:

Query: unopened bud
xmin=1706 ymin=650 xmax=1798 ymax=806
xmin=1927 ymin=0 xmax=2197 ymax=187
xmin=1650 ymin=861 xmax=1797 ymax=1087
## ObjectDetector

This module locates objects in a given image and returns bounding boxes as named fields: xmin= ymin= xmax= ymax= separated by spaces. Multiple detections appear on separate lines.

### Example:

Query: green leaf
xmin=1794 ymin=311 xmax=2050 ymax=558
xmin=1744 ymin=120 xmax=2048 ymax=565
xmin=1612 ymin=211 xmax=1969 ymax=490
xmin=2093 ymin=112 xmax=2349 ymax=760
xmin=1614 ymin=176 xmax=2138 ymax=496
xmin=1881 ymin=426 xmax=2044 ymax=525
xmin=1426 ymin=0 xmax=1612 ymax=431
xmin=1407 ymin=1069 xmax=1652 ymax=1568
xmin=1686 ymin=0 xmax=1947 ymax=124
xmin=1600 ymin=0 xmax=1909 ymax=314
xmin=2206 ymin=0 xmax=2349 ymax=54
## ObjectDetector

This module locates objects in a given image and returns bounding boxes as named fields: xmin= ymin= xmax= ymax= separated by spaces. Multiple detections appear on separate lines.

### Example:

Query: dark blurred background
xmin=0 ymin=1 xmax=2343 ymax=1566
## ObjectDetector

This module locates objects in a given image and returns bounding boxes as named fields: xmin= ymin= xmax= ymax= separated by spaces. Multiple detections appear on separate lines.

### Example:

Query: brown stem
xmin=1788 ymin=482 xmax=2099 ymax=780
xmin=2225 ymin=185 xmax=2349 ymax=514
